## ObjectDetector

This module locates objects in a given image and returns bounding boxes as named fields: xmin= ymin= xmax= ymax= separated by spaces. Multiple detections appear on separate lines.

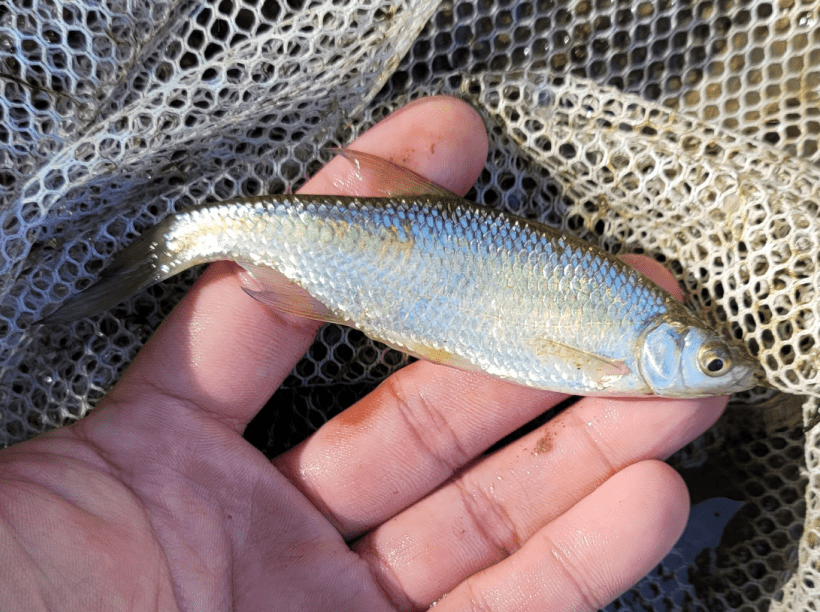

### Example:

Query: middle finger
xmin=350 ymin=392 xmax=724 ymax=606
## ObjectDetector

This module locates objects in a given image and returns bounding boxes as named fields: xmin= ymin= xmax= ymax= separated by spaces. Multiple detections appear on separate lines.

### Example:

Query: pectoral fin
xmin=239 ymin=263 xmax=346 ymax=325
xmin=527 ymin=337 xmax=631 ymax=386
xmin=331 ymin=148 xmax=460 ymax=198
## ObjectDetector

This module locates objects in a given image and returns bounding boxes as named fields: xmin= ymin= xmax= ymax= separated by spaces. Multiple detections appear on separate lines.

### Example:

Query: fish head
xmin=636 ymin=318 xmax=763 ymax=397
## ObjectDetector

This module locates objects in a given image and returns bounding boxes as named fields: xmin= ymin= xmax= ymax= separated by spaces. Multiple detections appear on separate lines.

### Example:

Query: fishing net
xmin=1 ymin=0 xmax=818 ymax=609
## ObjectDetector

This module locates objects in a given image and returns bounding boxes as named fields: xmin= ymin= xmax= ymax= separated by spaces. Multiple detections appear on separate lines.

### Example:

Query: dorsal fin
xmin=330 ymin=148 xmax=460 ymax=198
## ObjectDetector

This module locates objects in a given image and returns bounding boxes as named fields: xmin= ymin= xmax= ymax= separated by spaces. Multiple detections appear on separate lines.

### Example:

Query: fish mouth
xmin=749 ymin=366 xmax=771 ymax=390
xmin=726 ymin=347 xmax=767 ymax=392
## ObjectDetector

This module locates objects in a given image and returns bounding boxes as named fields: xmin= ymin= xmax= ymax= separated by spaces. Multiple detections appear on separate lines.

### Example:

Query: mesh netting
xmin=2 ymin=0 xmax=819 ymax=609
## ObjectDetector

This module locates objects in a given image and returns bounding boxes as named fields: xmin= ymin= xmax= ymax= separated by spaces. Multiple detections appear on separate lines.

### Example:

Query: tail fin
xmin=37 ymin=218 xmax=184 ymax=325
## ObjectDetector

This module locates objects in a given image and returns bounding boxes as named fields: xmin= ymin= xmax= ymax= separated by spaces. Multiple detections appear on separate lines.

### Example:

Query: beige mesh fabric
xmin=0 ymin=0 xmax=439 ymax=440
xmin=472 ymin=68 xmax=820 ymax=399
xmin=1 ymin=0 xmax=819 ymax=610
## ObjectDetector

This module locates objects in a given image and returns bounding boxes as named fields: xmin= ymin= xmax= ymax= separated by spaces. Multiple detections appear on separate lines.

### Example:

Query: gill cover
xmin=637 ymin=318 xmax=757 ymax=397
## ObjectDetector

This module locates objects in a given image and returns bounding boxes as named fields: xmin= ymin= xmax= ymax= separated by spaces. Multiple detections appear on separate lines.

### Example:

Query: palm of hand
xmin=0 ymin=98 xmax=726 ymax=612
xmin=3 ymin=385 xmax=377 ymax=610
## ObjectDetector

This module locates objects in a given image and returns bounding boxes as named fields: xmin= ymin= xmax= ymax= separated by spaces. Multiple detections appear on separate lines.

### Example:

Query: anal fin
xmin=239 ymin=263 xmax=346 ymax=325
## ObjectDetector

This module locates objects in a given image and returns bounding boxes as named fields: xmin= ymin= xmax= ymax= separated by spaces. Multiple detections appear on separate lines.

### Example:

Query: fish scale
xmin=39 ymin=153 xmax=762 ymax=397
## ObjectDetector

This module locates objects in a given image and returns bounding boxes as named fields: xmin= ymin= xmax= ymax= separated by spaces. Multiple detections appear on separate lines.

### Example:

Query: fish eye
xmin=698 ymin=342 xmax=732 ymax=377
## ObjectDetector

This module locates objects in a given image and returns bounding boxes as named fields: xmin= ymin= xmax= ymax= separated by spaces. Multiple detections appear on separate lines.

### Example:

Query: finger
xmin=91 ymin=96 xmax=488 ymax=433
xmin=275 ymin=364 xmax=565 ymax=534
xmin=620 ymin=253 xmax=685 ymax=301
xmin=430 ymin=461 xmax=689 ymax=612
xmin=350 ymin=388 xmax=723 ymax=606
xmin=276 ymin=257 xmax=726 ymax=540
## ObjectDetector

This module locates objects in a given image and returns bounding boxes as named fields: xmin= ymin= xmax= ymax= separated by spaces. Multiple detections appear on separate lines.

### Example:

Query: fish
xmin=39 ymin=149 xmax=763 ymax=397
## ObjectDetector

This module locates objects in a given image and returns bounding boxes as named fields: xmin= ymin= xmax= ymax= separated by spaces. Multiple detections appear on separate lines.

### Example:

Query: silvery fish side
xmin=40 ymin=153 xmax=762 ymax=397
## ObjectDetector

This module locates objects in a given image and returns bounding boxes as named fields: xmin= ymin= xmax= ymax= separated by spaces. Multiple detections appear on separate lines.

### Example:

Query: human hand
xmin=0 ymin=97 xmax=727 ymax=611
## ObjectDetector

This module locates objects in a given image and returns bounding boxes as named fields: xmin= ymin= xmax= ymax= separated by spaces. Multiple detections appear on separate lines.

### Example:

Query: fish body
xmin=41 ymin=152 xmax=762 ymax=397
